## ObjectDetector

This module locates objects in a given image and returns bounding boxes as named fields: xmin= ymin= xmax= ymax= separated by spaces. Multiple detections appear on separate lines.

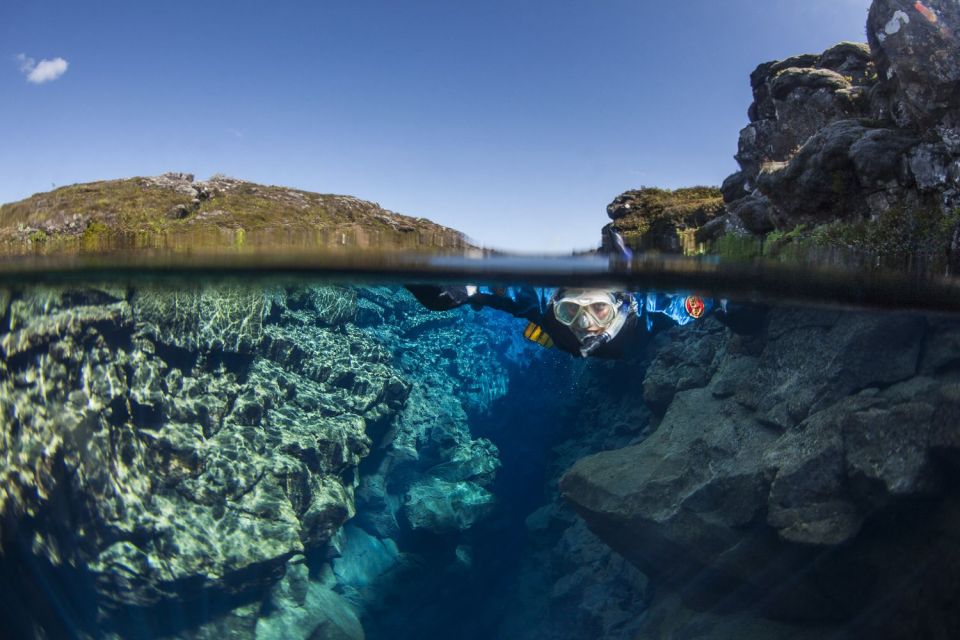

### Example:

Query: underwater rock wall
xmin=0 ymin=281 xmax=534 ymax=639
xmin=334 ymin=288 xmax=537 ymax=638
xmin=350 ymin=287 xmax=511 ymax=543
xmin=560 ymin=309 xmax=960 ymax=638
xmin=5 ymin=284 xmax=960 ymax=639
xmin=0 ymin=283 xmax=410 ymax=637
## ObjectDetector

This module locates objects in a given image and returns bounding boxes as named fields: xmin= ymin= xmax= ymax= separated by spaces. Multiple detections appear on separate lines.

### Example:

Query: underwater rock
xmin=507 ymin=508 xmax=651 ymax=640
xmin=561 ymin=385 xmax=779 ymax=607
xmin=255 ymin=557 xmax=364 ymax=640
xmin=0 ymin=284 xmax=404 ymax=632
xmin=349 ymin=288 xmax=507 ymax=542
xmin=642 ymin=319 xmax=725 ymax=413
xmin=133 ymin=285 xmax=267 ymax=353
xmin=401 ymin=477 xmax=496 ymax=533
xmin=283 ymin=286 xmax=358 ymax=326
xmin=638 ymin=590 xmax=829 ymax=640
xmin=561 ymin=308 xmax=960 ymax=633
xmin=331 ymin=525 xmax=401 ymax=594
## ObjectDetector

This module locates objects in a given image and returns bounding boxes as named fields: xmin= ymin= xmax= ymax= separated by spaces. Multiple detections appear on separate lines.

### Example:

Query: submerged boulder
xmin=402 ymin=477 xmax=496 ymax=533
xmin=256 ymin=556 xmax=365 ymax=640
xmin=560 ymin=308 xmax=960 ymax=636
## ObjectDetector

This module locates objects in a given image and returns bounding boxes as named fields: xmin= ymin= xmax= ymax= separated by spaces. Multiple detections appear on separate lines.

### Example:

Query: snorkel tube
xmin=577 ymin=293 xmax=636 ymax=357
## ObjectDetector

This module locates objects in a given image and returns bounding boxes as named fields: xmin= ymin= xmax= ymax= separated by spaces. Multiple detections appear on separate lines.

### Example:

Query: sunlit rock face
xmin=691 ymin=0 xmax=960 ymax=263
xmin=602 ymin=0 xmax=960 ymax=258
xmin=0 ymin=282 xmax=517 ymax=638
xmin=868 ymin=0 xmax=960 ymax=137
xmin=561 ymin=309 xmax=960 ymax=638
xmin=0 ymin=284 xmax=407 ymax=628
xmin=348 ymin=287 xmax=508 ymax=543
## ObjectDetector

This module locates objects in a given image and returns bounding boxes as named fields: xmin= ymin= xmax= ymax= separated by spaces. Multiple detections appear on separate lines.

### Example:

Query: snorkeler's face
xmin=554 ymin=291 xmax=618 ymax=337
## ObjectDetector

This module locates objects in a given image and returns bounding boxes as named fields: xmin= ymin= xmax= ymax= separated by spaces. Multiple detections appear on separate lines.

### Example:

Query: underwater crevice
xmin=203 ymin=349 xmax=255 ymax=384
xmin=401 ymin=317 xmax=454 ymax=340
xmin=97 ymin=559 xmax=285 ymax=640
xmin=149 ymin=339 xmax=198 ymax=375
xmin=127 ymin=397 xmax=165 ymax=431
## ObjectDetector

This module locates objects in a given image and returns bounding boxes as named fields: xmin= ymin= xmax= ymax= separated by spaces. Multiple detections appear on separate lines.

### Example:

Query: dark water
xmin=2 ymin=257 xmax=960 ymax=640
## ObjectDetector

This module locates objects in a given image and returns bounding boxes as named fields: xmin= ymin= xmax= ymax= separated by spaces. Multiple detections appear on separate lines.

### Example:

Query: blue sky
xmin=2 ymin=0 xmax=872 ymax=252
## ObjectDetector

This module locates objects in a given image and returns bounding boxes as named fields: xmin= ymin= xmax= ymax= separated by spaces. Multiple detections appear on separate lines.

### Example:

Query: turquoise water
xmin=1 ymin=267 xmax=959 ymax=639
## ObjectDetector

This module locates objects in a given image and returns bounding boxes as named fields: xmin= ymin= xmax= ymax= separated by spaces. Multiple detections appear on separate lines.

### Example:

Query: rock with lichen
xmin=715 ymin=1 xmax=960 ymax=266
xmin=604 ymin=187 xmax=724 ymax=253
xmin=608 ymin=1 xmax=960 ymax=266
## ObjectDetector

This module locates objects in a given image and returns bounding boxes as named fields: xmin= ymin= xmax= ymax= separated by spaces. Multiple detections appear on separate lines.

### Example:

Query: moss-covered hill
xmin=605 ymin=186 xmax=724 ymax=254
xmin=0 ymin=173 xmax=468 ymax=255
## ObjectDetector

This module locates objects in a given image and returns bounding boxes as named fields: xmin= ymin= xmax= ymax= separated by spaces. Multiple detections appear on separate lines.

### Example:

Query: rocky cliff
xmin=610 ymin=0 xmax=960 ymax=269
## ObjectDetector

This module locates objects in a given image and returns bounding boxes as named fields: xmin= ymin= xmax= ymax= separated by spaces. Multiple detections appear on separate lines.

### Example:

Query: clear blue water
xmin=1 ymin=265 xmax=959 ymax=640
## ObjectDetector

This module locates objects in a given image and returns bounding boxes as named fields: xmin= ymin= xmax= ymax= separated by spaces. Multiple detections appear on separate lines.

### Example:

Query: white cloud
xmin=15 ymin=53 xmax=69 ymax=84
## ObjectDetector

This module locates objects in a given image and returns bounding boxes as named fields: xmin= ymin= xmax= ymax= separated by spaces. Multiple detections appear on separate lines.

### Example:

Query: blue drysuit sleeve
xmin=642 ymin=293 xmax=714 ymax=330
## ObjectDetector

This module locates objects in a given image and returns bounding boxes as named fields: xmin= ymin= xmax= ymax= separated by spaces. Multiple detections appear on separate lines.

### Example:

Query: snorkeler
xmin=405 ymin=230 xmax=763 ymax=358
xmin=404 ymin=284 xmax=742 ymax=358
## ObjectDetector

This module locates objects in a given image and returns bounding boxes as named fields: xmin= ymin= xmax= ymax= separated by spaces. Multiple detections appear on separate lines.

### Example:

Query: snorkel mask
xmin=553 ymin=291 xmax=619 ymax=330
xmin=553 ymin=289 xmax=635 ymax=356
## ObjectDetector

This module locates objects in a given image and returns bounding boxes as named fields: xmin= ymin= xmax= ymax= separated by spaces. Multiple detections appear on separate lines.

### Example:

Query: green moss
xmin=758 ymin=205 xmax=960 ymax=270
xmin=613 ymin=186 xmax=724 ymax=251
xmin=712 ymin=233 xmax=761 ymax=262
xmin=763 ymin=224 xmax=807 ymax=256
xmin=811 ymin=205 xmax=959 ymax=264
xmin=81 ymin=221 xmax=111 ymax=251
xmin=28 ymin=229 xmax=47 ymax=244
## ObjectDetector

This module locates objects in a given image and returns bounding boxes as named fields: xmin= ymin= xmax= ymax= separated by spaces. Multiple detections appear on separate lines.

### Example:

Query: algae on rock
xmin=0 ymin=283 xmax=407 ymax=636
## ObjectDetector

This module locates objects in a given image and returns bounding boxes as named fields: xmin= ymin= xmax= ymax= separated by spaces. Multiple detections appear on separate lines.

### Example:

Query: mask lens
xmin=554 ymin=300 xmax=583 ymax=325
xmin=588 ymin=302 xmax=615 ymax=326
